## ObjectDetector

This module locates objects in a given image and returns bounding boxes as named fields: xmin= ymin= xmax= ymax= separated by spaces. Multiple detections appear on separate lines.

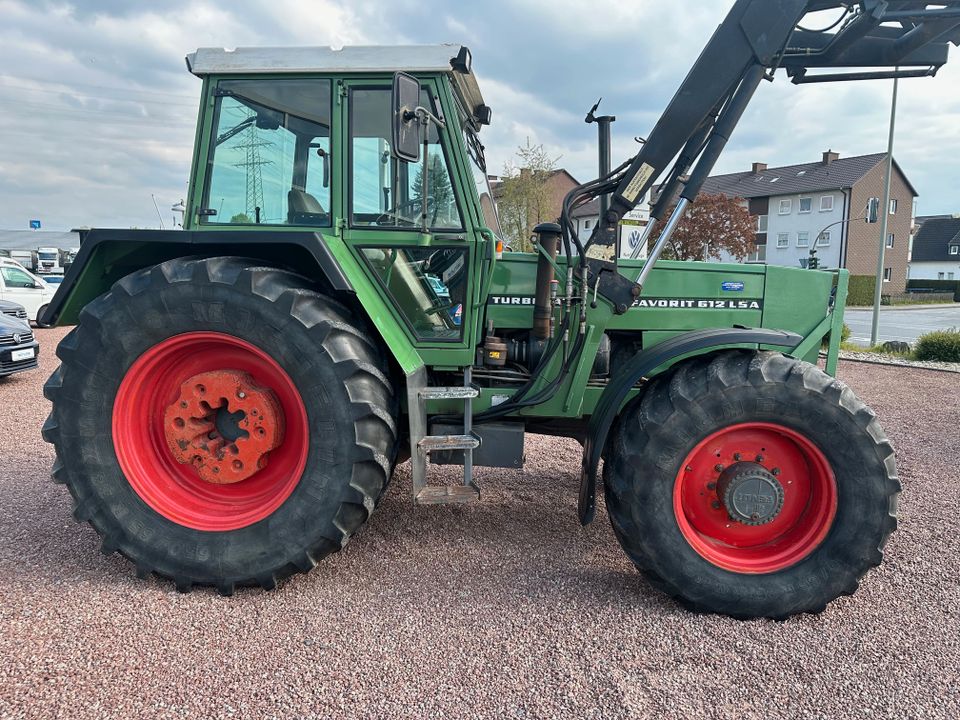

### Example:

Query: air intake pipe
xmin=532 ymin=222 xmax=561 ymax=341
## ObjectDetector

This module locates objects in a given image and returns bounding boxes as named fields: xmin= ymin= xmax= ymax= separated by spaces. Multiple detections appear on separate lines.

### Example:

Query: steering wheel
xmin=375 ymin=197 xmax=438 ymax=227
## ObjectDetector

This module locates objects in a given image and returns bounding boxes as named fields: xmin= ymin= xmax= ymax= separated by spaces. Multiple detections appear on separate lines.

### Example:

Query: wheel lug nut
xmin=733 ymin=453 xmax=741 ymax=461
xmin=238 ymin=391 xmax=246 ymax=399
xmin=771 ymin=468 xmax=781 ymax=476
xmin=714 ymin=464 xmax=724 ymax=472
xmin=707 ymin=482 xmax=717 ymax=490
xmin=755 ymin=454 xmax=764 ymax=463
xmin=711 ymin=501 xmax=721 ymax=510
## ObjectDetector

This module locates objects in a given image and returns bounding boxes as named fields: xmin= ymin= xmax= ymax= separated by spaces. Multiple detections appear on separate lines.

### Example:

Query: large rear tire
xmin=604 ymin=350 xmax=899 ymax=619
xmin=42 ymin=257 xmax=398 ymax=594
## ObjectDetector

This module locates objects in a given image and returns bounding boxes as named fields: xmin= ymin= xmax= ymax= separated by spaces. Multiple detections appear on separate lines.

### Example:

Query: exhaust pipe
xmin=532 ymin=223 xmax=561 ymax=340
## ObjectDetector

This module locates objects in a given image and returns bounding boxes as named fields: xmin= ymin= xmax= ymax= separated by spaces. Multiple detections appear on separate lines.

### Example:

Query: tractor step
xmin=419 ymin=386 xmax=479 ymax=400
xmin=415 ymin=484 xmax=480 ymax=505
xmin=407 ymin=368 xmax=480 ymax=506
xmin=419 ymin=434 xmax=480 ymax=453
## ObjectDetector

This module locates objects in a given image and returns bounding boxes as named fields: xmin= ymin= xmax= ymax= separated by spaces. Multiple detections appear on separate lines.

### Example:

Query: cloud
xmin=0 ymin=0 xmax=957 ymax=233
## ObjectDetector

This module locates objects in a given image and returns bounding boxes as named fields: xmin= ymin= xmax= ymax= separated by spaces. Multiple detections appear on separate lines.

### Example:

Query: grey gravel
xmin=836 ymin=349 xmax=960 ymax=373
xmin=1 ymin=327 xmax=958 ymax=720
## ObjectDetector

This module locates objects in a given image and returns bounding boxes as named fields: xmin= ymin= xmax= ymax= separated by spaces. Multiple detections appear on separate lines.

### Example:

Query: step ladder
xmin=407 ymin=366 xmax=480 ymax=505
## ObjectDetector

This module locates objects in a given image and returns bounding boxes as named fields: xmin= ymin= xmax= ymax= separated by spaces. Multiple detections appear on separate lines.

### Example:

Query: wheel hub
xmin=163 ymin=369 xmax=284 ymax=485
xmin=716 ymin=462 xmax=785 ymax=526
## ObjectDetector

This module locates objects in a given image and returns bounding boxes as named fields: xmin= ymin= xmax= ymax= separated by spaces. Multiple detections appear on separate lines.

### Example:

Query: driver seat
xmin=287 ymin=189 xmax=327 ymax=225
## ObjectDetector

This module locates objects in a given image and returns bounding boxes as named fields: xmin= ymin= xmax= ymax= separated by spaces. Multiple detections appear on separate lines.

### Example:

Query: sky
xmin=0 ymin=0 xmax=958 ymax=232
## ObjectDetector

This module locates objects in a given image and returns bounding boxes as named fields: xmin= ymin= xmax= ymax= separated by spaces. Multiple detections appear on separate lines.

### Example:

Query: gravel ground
xmin=836 ymin=349 xmax=960 ymax=373
xmin=1 ymin=327 xmax=958 ymax=720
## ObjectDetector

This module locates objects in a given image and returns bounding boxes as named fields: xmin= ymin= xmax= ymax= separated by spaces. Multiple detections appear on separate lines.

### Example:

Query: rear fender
xmin=578 ymin=326 xmax=802 ymax=525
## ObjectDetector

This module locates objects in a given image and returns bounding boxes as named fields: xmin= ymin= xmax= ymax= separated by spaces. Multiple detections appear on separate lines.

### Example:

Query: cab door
xmin=339 ymin=78 xmax=481 ymax=366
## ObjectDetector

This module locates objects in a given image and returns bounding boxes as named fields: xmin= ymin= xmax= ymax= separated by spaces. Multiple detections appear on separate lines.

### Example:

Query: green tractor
xmin=42 ymin=1 xmax=959 ymax=618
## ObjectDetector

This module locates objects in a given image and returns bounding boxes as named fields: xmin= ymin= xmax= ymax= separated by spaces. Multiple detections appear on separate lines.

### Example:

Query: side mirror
xmin=392 ymin=72 xmax=421 ymax=163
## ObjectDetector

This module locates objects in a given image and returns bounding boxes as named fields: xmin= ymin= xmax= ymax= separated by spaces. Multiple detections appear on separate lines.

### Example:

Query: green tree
xmin=497 ymin=141 xmax=560 ymax=252
xmin=230 ymin=212 xmax=253 ymax=224
xmin=413 ymin=154 xmax=455 ymax=225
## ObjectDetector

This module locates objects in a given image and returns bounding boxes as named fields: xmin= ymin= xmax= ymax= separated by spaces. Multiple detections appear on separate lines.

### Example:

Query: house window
xmin=883 ymin=267 xmax=892 ymax=282
xmin=950 ymin=272 xmax=956 ymax=280
xmin=777 ymin=233 xmax=789 ymax=249
xmin=584 ymin=220 xmax=591 ymax=229
xmin=799 ymin=198 xmax=812 ymax=213
xmin=755 ymin=214 xmax=768 ymax=233
xmin=747 ymin=240 xmax=767 ymax=263
xmin=797 ymin=231 xmax=810 ymax=248
xmin=820 ymin=195 xmax=834 ymax=212
xmin=939 ymin=272 xmax=946 ymax=280
xmin=889 ymin=199 xmax=898 ymax=215
xmin=950 ymin=245 xmax=959 ymax=255
xmin=778 ymin=199 xmax=792 ymax=215
xmin=886 ymin=233 xmax=894 ymax=249
xmin=817 ymin=231 xmax=831 ymax=247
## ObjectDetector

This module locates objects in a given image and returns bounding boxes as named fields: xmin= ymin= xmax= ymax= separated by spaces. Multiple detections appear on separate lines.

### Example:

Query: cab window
xmin=203 ymin=79 xmax=332 ymax=226
xmin=360 ymin=246 xmax=467 ymax=340
xmin=349 ymin=87 xmax=461 ymax=230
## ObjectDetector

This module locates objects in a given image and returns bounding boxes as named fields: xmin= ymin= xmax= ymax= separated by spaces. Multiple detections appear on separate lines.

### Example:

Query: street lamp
xmin=870 ymin=73 xmax=900 ymax=346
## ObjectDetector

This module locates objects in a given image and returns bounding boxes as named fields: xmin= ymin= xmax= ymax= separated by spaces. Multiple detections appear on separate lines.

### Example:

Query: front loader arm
xmin=589 ymin=0 xmax=960 ymax=245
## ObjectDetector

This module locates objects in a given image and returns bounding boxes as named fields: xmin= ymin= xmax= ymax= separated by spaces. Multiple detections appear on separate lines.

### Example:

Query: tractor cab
xmin=184 ymin=45 xmax=499 ymax=360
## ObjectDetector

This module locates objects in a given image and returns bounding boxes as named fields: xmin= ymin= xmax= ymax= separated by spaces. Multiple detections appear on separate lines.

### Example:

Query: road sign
xmin=29 ymin=220 xmax=41 ymax=229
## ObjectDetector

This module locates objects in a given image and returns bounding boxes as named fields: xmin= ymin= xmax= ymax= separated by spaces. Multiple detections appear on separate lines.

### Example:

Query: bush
xmin=822 ymin=322 xmax=851 ymax=349
xmin=913 ymin=328 xmax=960 ymax=363
xmin=847 ymin=275 xmax=876 ymax=306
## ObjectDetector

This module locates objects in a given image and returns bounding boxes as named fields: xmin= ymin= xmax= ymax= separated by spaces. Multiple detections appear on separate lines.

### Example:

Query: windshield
xmin=462 ymin=126 xmax=504 ymax=240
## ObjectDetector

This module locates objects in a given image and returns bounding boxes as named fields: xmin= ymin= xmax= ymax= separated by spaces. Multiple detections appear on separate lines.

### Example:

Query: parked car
xmin=0 ymin=299 xmax=29 ymax=323
xmin=0 ymin=258 xmax=57 ymax=327
xmin=0 ymin=304 xmax=39 ymax=378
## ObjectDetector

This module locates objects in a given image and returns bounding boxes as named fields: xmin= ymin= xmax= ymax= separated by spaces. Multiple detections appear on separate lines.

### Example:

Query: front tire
xmin=604 ymin=350 xmax=899 ymax=619
xmin=43 ymin=257 xmax=398 ymax=594
xmin=36 ymin=304 xmax=51 ymax=329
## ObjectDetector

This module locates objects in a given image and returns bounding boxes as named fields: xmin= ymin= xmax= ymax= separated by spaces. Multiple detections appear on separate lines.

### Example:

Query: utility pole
xmin=870 ymin=74 xmax=899 ymax=346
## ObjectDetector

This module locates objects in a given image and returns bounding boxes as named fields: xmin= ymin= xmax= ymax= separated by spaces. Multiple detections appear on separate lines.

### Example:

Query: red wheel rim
xmin=673 ymin=422 xmax=837 ymax=574
xmin=113 ymin=332 xmax=309 ymax=531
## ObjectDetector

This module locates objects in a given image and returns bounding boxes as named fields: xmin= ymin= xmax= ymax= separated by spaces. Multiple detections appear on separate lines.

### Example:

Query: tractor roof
xmin=186 ymin=45 xmax=488 ymax=128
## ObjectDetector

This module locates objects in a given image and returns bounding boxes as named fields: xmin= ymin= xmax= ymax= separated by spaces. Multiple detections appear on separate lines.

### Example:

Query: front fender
xmin=41 ymin=229 xmax=352 ymax=327
xmin=578 ymin=326 xmax=801 ymax=525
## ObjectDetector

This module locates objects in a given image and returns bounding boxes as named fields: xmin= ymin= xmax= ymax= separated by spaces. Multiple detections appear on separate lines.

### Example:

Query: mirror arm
xmin=414 ymin=106 xmax=446 ymax=129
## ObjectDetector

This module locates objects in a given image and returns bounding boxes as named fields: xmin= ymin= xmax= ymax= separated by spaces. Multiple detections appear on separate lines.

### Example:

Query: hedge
xmin=906 ymin=279 xmax=960 ymax=302
xmin=914 ymin=329 xmax=960 ymax=363
xmin=846 ymin=275 xmax=877 ymax=306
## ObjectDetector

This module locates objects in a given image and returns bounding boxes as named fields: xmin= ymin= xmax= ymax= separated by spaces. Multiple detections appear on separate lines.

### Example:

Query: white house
xmin=909 ymin=215 xmax=960 ymax=281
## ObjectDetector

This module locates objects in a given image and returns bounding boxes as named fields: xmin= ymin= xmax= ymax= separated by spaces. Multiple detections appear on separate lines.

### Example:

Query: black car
xmin=0 ymin=301 xmax=39 ymax=377
xmin=0 ymin=299 xmax=29 ymax=323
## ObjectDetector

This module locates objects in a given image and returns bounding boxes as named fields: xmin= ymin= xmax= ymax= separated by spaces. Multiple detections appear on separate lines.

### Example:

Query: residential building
xmin=657 ymin=151 xmax=917 ymax=292
xmin=909 ymin=215 xmax=960 ymax=281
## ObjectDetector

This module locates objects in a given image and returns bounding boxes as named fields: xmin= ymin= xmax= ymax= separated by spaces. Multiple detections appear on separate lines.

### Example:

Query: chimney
xmin=822 ymin=150 xmax=840 ymax=165
xmin=751 ymin=162 xmax=767 ymax=174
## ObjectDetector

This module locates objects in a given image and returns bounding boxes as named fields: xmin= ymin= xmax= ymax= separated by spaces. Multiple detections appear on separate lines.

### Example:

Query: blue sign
xmin=721 ymin=281 xmax=745 ymax=292
xmin=29 ymin=220 xmax=41 ymax=229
